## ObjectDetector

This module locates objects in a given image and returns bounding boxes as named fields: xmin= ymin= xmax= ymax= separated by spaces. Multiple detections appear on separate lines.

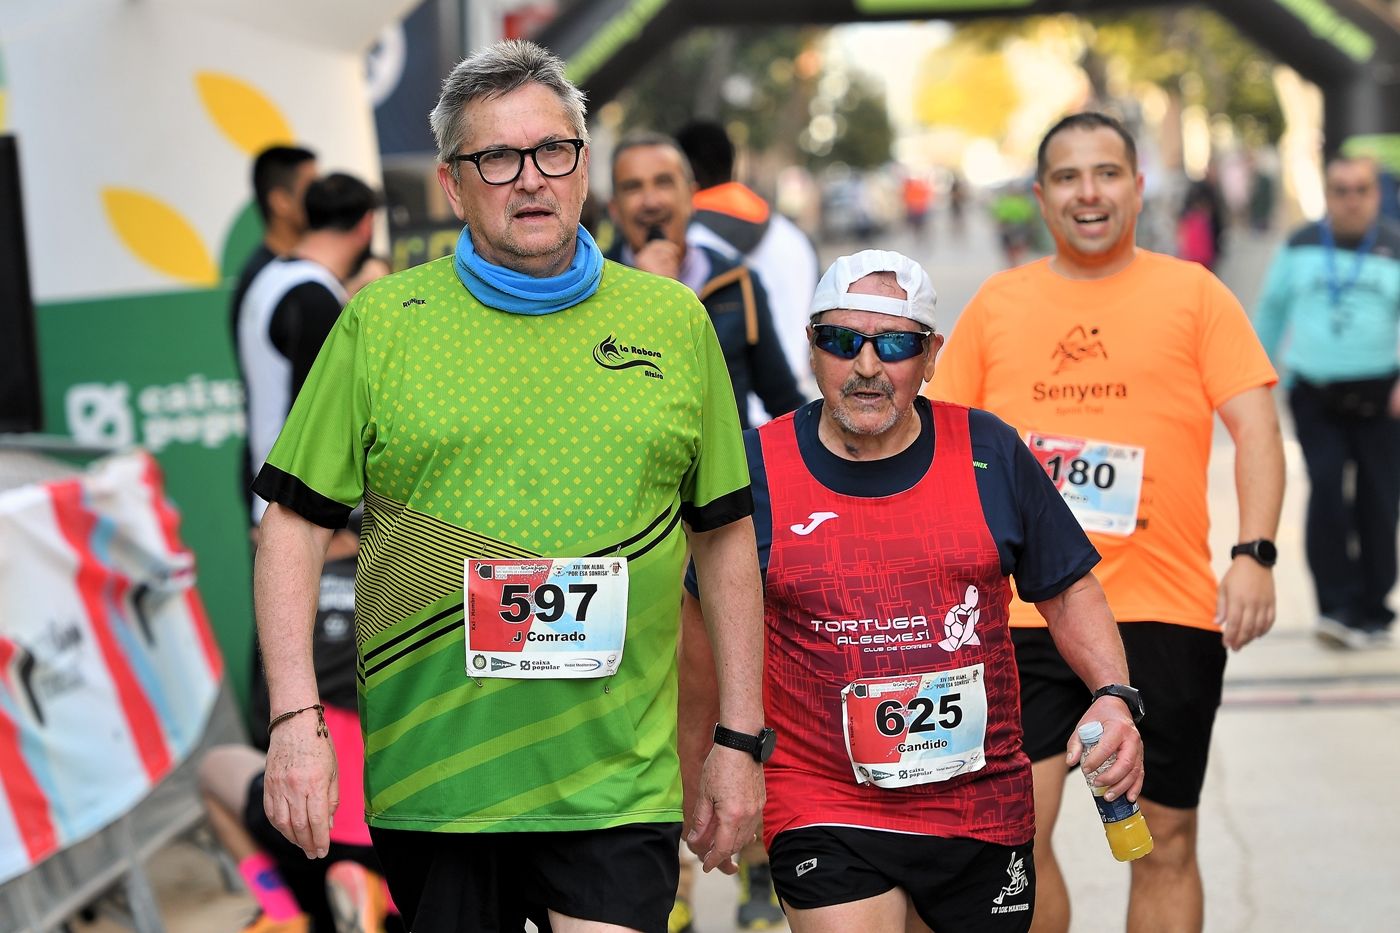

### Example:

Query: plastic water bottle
xmin=1078 ymin=720 xmax=1153 ymax=861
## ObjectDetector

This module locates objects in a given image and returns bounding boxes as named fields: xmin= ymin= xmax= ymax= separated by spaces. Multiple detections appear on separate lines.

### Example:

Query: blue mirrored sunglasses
xmin=811 ymin=323 xmax=931 ymax=363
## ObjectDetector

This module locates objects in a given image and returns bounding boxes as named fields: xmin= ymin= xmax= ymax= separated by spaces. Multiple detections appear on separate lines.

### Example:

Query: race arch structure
xmin=536 ymin=0 xmax=1400 ymax=168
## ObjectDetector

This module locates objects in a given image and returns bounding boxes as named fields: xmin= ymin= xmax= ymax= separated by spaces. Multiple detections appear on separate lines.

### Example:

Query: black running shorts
xmin=768 ymin=826 xmax=1035 ymax=932
xmin=368 ymin=821 xmax=681 ymax=933
xmin=1013 ymin=622 xmax=1226 ymax=808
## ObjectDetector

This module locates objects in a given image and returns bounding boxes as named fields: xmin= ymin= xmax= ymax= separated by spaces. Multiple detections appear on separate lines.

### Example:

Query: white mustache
xmin=842 ymin=377 xmax=894 ymax=398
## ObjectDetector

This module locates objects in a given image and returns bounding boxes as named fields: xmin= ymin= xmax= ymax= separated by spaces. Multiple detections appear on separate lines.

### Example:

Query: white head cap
xmin=810 ymin=249 xmax=938 ymax=331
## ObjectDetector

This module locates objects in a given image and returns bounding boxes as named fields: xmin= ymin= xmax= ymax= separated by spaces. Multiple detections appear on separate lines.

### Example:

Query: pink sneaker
xmin=324 ymin=860 xmax=388 ymax=933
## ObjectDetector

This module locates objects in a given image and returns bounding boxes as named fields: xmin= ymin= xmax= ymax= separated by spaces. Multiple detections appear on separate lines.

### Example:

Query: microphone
xmin=645 ymin=224 xmax=666 ymax=243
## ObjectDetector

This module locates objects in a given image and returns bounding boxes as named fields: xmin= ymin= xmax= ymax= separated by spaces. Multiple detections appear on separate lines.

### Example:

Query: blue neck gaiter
xmin=453 ymin=223 xmax=604 ymax=315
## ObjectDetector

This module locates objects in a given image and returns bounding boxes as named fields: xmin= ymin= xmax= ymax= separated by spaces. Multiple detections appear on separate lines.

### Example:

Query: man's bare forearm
xmin=254 ymin=503 xmax=334 ymax=712
xmin=1036 ymin=573 xmax=1128 ymax=690
xmin=686 ymin=517 xmax=764 ymax=731
xmin=1219 ymin=386 xmax=1284 ymax=543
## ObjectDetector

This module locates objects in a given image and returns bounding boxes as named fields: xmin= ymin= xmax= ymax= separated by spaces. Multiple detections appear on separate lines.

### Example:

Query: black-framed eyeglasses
xmin=451 ymin=139 xmax=585 ymax=185
xmin=812 ymin=323 xmax=932 ymax=363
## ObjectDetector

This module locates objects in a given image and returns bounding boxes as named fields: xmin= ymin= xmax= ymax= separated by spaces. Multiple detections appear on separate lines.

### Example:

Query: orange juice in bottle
xmin=1078 ymin=721 xmax=1153 ymax=862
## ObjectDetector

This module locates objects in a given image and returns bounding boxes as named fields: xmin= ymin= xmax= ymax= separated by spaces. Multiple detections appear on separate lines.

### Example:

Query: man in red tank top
xmin=679 ymin=251 xmax=1145 ymax=932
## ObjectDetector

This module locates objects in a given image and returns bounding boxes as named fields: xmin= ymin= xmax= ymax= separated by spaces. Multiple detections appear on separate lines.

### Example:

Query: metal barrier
xmin=0 ymin=688 xmax=244 ymax=933
xmin=0 ymin=439 xmax=244 ymax=932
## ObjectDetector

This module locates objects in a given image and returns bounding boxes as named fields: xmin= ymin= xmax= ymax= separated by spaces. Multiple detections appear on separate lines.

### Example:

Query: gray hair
xmin=610 ymin=131 xmax=695 ymax=189
xmin=430 ymin=40 xmax=589 ymax=169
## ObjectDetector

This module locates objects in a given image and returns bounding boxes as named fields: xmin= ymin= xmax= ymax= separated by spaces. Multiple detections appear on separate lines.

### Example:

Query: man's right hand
xmin=262 ymin=710 xmax=339 ymax=859
xmin=632 ymin=239 xmax=684 ymax=280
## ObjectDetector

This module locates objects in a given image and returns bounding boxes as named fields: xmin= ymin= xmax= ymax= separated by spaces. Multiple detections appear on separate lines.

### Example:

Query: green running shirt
xmin=254 ymin=256 xmax=751 ymax=833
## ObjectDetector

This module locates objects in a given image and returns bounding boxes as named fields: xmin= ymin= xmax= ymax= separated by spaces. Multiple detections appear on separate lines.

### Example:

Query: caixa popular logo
xmin=65 ymin=375 xmax=246 ymax=451
xmin=592 ymin=335 xmax=664 ymax=379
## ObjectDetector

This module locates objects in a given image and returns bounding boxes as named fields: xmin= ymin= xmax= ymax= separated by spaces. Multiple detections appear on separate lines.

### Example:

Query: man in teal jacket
xmin=1254 ymin=154 xmax=1400 ymax=649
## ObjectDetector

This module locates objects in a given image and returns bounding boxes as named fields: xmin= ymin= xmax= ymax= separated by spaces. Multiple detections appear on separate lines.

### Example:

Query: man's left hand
xmin=1065 ymin=695 xmax=1144 ymax=803
xmin=685 ymin=745 xmax=764 ymax=875
xmin=1216 ymin=557 xmax=1276 ymax=650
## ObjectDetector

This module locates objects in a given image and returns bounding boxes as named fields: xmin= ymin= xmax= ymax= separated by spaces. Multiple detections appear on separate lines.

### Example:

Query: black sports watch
xmin=1091 ymin=684 xmax=1145 ymax=724
xmin=713 ymin=724 xmax=777 ymax=763
xmin=1230 ymin=539 xmax=1278 ymax=568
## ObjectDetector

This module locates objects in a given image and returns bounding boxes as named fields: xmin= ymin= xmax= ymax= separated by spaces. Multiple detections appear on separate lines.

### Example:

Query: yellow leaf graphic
xmin=195 ymin=71 xmax=294 ymax=155
xmin=102 ymin=188 xmax=218 ymax=286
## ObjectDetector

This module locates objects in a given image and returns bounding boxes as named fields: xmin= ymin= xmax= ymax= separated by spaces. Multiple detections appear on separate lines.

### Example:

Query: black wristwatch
xmin=713 ymin=724 xmax=777 ymax=763
xmin=1230 ymin=539 xmax=1278 ymax=568
xmin=1091 ymin=684 xmax=1145 ymax=724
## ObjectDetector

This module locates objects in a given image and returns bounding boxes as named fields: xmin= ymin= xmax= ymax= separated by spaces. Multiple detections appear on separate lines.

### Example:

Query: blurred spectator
xmin=239 ymin=172 xmax=380 ymax=526
xmin=947 ymin=171 xmax=968 ymax=237
xmin=1218 ymin=150 xmax=1252 ymax=227
xmin=677 ymin=119 xmax=821 ymax=415
xmin=901 ymin=173 xmax=933 ymax=242
xmin=606 ymin=132 xmax=803 ymax=430
xmin=1248 ymin=152 xmax=1278 ymax=232
xmin=230 ymin=146 xmax=317 ymax=504
xmin=1177 ymin=182 xmax=1219 ymax=269
xmin=231 ymin=147 xmax=318 ymax=340
xmin=991 ymin=183 xmax=1037 ymax=268
xmin=1200 ymin=172 xmax=1228 ymax=259
xmin=1253 ymin=154 xmax=1400 ymax=650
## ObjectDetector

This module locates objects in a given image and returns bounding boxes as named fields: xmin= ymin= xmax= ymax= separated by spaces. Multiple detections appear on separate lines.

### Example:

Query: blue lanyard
xmin=1321 ymin=219 xmax=1377 ymax=308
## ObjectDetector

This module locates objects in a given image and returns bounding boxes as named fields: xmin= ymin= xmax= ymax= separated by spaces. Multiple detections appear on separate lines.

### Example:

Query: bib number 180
xmin=1044 ymin=454 xmax=1115 ymax=490
xmin=499 ymin=583 xmax=598 ymax=623
xmin=875 ymin=693 xmax=963 ymax=737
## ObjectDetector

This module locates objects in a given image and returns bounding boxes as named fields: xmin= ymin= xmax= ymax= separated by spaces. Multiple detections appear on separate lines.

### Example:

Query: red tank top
xmin=758 ymin=402 xmax=1032 ymax=846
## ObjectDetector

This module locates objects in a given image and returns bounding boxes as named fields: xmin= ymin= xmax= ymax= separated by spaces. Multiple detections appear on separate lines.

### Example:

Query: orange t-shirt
xmin=928 ymin=251 xmax=1277 ymax=631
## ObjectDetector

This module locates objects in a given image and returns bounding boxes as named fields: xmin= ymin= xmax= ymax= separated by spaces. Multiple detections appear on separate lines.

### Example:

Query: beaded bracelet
xmin=267 ymin=703 xmax=328 ymax=738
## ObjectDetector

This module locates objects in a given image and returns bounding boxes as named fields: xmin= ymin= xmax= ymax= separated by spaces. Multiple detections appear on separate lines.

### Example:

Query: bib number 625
xmin=875 ymin=693 xmax=963 ymax=737
xmin=499 ymin=583 xmax=597 ymax=624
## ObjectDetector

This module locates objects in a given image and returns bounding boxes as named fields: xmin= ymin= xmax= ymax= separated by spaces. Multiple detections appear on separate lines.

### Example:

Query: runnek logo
xmin=592 ymin=335 xmax=663 ymax=378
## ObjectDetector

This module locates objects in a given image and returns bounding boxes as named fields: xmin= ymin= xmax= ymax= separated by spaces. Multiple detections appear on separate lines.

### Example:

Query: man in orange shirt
xmin=929 ymin=113 xmax=1285 ymax=933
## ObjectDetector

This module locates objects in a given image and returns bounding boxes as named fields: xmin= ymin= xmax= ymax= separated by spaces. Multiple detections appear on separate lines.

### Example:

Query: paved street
xmin=78 ymin=205 xmax=1400 ymax=933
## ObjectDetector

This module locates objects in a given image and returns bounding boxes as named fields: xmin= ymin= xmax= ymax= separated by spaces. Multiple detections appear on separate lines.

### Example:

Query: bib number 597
xmin=875 ymin=693 xmax=963 ymax=737
xmin=499 ymin=583 xmax=598 ymax=623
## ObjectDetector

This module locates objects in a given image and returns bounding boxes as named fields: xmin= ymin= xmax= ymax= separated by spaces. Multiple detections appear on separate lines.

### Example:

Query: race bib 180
xmin=840 ymin=665 xmax=988 ymax=789
xmin=464 ymin=558 xmax=627 ymax=679
xmin=1026 ymin=432 xmax=1145 ymax=536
